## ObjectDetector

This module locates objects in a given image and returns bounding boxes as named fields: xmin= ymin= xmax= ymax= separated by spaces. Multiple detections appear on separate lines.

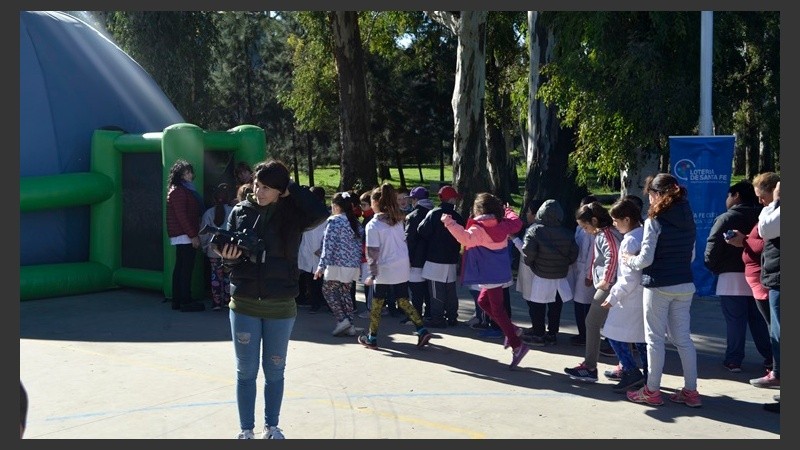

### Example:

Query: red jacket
xmin=742 ymin=224 xmax=769 ymax=300
xmin=166 ymin=184 xmax=201 ymax=238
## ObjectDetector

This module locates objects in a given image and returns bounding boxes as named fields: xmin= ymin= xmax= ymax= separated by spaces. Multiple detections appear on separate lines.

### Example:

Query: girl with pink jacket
xmin=442 ymin=193 xmax=526 ymax=369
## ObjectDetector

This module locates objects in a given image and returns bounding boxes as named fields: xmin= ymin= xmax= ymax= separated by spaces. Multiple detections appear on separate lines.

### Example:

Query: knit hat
xmin=409 ymin=186 xmax=429 ymax=199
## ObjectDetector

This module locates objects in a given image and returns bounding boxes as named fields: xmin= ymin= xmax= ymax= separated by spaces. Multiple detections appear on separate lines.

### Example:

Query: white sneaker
xmin=344 ymin=325 xmax=363 ymax=336
xmin=332 ymin=318 xmax=352 ymax=336
xmin=262 ymin=425 xmax=285 ymax=439
xmin=236 ymin=429 xmax=255 ymax=439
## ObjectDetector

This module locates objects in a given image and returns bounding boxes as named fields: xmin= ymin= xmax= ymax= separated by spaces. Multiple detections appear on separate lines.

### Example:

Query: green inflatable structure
xmin=19 ymin=123 xmax=265 ymax=301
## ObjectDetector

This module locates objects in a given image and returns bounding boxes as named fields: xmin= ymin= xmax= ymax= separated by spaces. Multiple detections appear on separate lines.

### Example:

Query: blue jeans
xmin=230 ymin=310 xmax=295 ymax=431
xmin=719 ymin=295 xmax=772 ymax=365
xmin=608 ymin=339 xmax=647 ymax=373
xmin=768 ymin=288 xmax=780 ymax=377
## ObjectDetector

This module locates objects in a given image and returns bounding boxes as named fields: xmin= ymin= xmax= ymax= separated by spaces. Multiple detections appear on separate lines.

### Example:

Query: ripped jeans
xmin=230 ymin=310 xmax=295 ymax=431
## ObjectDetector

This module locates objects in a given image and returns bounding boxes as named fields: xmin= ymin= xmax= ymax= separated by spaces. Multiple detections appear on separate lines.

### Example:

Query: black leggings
xmin=527 ymin=293 xmax=564 ymax=337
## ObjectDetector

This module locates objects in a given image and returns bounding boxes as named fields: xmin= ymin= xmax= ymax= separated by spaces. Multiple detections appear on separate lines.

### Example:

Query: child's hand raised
xmin=440 ymin=213 xmax=454 ymax=226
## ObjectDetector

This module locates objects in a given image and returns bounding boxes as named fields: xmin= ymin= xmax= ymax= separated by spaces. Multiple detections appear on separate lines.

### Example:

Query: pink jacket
xmin=443 ymin=207 xmax=523 ymax=250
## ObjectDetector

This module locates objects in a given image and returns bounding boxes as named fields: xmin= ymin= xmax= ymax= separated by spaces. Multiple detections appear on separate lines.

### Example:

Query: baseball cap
xmin=438 ymin=185 xmax=461 ymax=201
xmin=409 ymin=186 xmax=429 ymax=199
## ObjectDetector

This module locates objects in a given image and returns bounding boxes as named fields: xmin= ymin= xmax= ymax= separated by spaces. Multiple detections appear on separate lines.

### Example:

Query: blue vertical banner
xmin=669 ymin=135 xmax=735 ymax=297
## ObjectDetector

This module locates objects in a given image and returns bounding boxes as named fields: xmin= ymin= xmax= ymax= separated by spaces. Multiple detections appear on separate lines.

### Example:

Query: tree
xmin=427 ymin=11 xmax=490 ymax=217
xmin=103 ymin=11 xmax=217 ymax=127
xmin=329 ymin=11 xmax=377 ymax=192
xmin=279 ymin=11 xmax=341 ymax=183
xmin=485 ymin=11 xmax=527 ymax=204
xmin=540 ymin=12 xmax=702 ymax=199
xmin=523 ymin=11 xmax=586 ymax=215
xmin=363 ymin=12 xmax=456 ymax=188
xmin=713 ymin=11 xmax=780 ymax=178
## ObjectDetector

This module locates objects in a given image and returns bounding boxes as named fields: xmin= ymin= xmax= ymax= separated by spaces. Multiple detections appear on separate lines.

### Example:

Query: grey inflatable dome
xmin=20 ymin=11 xmax=183 ymax=266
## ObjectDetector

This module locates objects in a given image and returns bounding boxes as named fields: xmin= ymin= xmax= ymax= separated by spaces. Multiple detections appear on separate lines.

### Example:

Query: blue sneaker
xmin=477 ymin=328 xmax=504 ymax=339
xmin=358 ymin=334 xmax=378 ymax=350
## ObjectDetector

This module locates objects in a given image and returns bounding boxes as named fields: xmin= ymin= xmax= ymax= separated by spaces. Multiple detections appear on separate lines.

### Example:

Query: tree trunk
xmin=621 ymin=147 xmax=660 ymax=211
xmin=485 ymin=117 xmax=511 ymax=203
xmin=378 ymin=162 xmax=391 ymax=181
xmin=329 ymin=11 xmax=377 ymax=192
xmin=484 ymin=25 xmax=513 ymax=204
xmin=506 ymin=128 xmax=519 ymax=195
xmin=524 ymin=12 xmax=584 ymax=215
xmin=394 ymin=149 xmax=406 ymax=190
xmin=291 ymin=130 xmax=300 ymax=183
xmin=429 ymin=11 xmax=490 ymax=217
xmin=306 ymin=132 xmax=315 ymax=187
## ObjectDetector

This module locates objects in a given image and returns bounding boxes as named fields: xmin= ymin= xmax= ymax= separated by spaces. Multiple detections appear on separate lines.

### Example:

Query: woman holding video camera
xmin=216 ymin=160 xmax=329 ymax=439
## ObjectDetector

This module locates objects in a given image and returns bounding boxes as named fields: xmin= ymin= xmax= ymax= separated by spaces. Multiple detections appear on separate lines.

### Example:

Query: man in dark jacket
xmin=704 ymin=180 xmax=772 ymax=373
xmin=417 ymin=186 xmax=466 ymax=328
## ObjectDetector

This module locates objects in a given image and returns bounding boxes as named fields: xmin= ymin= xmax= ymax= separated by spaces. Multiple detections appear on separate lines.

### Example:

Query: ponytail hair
xmin=644 ymin=173 xmax=687 ymax=219
xmin=332 ymin=191 xmax=362 ymax=239
xmin=575 ymin=201 xmax=613 ymax=228
xmin=371 ymin=183 xmax=404 ymax=226
xmin=212 ymin=183 xmax=233 ymax=227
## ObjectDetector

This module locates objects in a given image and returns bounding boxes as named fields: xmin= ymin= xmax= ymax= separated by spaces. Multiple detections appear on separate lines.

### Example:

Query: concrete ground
xmin=20 ymin=284 xmax=780 ymax=439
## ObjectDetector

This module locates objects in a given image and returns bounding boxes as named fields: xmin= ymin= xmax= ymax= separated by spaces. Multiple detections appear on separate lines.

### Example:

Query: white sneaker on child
xmin=344 ymin=325 xmax=363 ymax=336
xmin=332 ymin=318 xmax=352 ymax=336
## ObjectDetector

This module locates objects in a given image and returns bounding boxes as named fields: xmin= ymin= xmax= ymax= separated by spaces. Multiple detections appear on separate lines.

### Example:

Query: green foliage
xmin=104 ymin=11 xmax=218 ymax=127
xmin=539 ymin=12 xmax=702 ymax=182
xmin=279 ymin=12 xmax=339 ymax=135
xmin=99 ymin=10 xmax=778 ymax=188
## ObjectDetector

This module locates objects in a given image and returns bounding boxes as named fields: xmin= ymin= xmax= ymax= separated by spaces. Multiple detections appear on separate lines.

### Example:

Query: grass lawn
xmin=295 ymin=163 xmax=620 ymax=207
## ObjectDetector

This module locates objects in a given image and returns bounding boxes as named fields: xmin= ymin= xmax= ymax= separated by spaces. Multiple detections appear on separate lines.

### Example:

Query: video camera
xmin=199 ymin=224 xmax=265 ymax=262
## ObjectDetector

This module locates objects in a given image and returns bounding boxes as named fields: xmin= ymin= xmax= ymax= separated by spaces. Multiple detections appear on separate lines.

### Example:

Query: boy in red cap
xmin=417 ymin=185 xmax=465 ymax=328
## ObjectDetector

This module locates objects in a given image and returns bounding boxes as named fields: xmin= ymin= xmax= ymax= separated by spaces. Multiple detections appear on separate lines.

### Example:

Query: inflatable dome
xmin=20 ymin=11 xmax=183 ymax=266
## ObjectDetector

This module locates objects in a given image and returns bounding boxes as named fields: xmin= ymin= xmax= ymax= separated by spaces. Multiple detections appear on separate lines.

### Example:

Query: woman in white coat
xmin=601 ymin=198 xmax=647 ymax=393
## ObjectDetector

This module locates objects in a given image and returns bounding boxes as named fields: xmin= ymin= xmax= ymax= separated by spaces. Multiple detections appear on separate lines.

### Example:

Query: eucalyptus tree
xmin=539 ymin=12 xmax=702 ymax=198
xmin=427 ymin=11 xmax=490 ymax=217
xmin=485 ymin=11 xmax=527 ymax=203
xmin=520 ymin=11 xmax=587 ymax=215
